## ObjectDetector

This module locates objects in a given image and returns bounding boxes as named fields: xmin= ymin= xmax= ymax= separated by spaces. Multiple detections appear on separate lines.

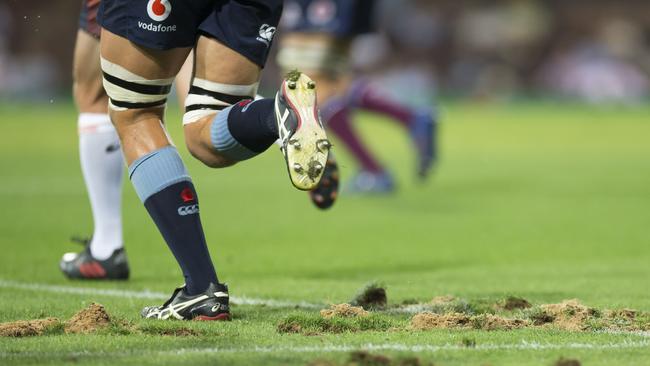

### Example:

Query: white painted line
xmin=0 ymin=279 xmax=321 ymax=309
xmin=3 ymin=340 xmax=649 ymax=359
xmin=165 ymin=340 xmax=650 ymax=354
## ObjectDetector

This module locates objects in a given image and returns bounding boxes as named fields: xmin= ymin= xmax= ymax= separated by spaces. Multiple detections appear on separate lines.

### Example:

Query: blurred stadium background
xmin=1 ymin=0 xmax=649 ymax=104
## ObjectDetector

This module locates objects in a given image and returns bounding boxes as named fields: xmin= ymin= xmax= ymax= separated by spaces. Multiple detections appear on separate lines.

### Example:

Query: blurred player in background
xmin=59 ymin=0 xmax=193 ymax=280
xmin=278 ymin=0 xmax=438 ymax=194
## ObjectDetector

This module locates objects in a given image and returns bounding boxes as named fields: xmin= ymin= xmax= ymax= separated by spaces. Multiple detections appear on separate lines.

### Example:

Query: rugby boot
xmin=275 ymin=70 xmax=332 ymax=190
xmin=409 ymin=110 xmax=438 ymax=180
xmin=141 ymin=283 xmax=231 ymax=321
xmin=309 ymin=152 xmax=339 ymax=210
xmin=60 ymin=237 xmax=129 ymax=280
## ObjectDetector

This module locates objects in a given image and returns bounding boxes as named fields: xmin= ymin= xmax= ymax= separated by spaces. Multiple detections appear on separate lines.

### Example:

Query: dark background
xmin=1 ymin=0 xmax=649 ymax=102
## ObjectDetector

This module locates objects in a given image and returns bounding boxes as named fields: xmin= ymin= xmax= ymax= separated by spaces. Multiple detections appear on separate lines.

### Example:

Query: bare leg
xmin=67 ymin=30 xmax=125 ymax=264
xmin=100 ymin=29 xmax=190 ymax=164
xmin=99 ymin=29 xmax=221 ymax=296
xmin=183 ymin=36 xmax=262 ymax=168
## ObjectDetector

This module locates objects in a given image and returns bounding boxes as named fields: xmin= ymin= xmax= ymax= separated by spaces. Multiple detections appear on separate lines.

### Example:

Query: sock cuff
xmin=128 ymin=146 xmax=191 ymax=202
xmin=210 ymin=105 xmax=258 ymax=161
xmin=78 ymin=113 xmax=114 ymax=135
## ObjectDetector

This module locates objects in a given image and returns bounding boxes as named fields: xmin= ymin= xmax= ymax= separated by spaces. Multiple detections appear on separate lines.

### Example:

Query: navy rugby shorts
xmin=281 ymin=0 xmax=375 ymax=38
xmin=98 ymin=0 xmax=283 ymax=67
xmin=79 ymin=0 xmax=102 ymax=38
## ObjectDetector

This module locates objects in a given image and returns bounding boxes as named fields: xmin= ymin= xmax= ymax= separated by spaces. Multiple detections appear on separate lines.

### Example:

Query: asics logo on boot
xmin=177 ymin=204 xmax=199 ymax=216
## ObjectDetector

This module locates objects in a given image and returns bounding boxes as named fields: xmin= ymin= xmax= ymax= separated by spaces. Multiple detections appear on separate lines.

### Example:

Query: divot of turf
xmin=351 ymin=282 xmax=387 ymax=310
xmin=0 ymin=317 xmax=61 ymax=337
xmin=411 ymin=312 xmax=526 ymax=331
xmin=307 ymin=351 xmax=432 ymax=366
xmin=410 ymin=297 xmax=650 ymax=332
xmin=349 ymin=350 xmax=392 ymax=365
xmin=321 ymin=304 xmax=369 ymax=319
xmin=537 ymin=299 xmax=598 ymax=331
xmin=498 ymin=296 xmax=532 ymax=311
xmin=278 ymin=311 xmax=395 ymax=334
xmin=554 ymin=357 xmax=581 ymax=366
xmin=65 ymin=303 xmax=111 ymax=334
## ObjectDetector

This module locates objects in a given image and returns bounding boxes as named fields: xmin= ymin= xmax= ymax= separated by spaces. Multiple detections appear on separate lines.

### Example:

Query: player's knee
xmin=182 ymin=77 xmax=258 ymax=126
xmin=73 ymin=77 xmax=108 ymax=113
xmin=100 ymin=57 xmax=173 ymax=114
xmin=182 ymin=77 xmax=258 ymax=167
xmin=184 ymin=131 xmax=237 ymax=169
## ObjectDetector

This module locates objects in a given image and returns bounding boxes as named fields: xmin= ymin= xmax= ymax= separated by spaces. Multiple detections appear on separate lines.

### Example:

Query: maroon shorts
xmin=79 ymin=0 xmax=101 ymax=38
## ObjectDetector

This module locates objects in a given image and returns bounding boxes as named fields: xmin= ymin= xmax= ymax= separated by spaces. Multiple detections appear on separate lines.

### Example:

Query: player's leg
xmin=181 ymin=1 xmax=330 ymax=190
xmin=174 ymin=52 xmax=193 ymax=108
xmin=346 ymin=79 xmax=438 ymax=180
xmin=60 ymin=1 xmax=129 ymax=280
xmin=99 ymin=24 xmax=229 ymax=319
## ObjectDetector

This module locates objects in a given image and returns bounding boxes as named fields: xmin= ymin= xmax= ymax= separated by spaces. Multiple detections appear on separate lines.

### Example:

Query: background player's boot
xmin=275 ymin=71 xmax=331 ymax=190
xmin=410 ymin=110 xmax=438 ymax=180
xmin=346 ymin=170 xmax=396 ymax=194
xmin=309 ymin=152 xmax=339 ymax=210
xmin=141 ymin=283 xmax=230 ymax=321
xmin=59 ymin=237 xmax=129 ymax=280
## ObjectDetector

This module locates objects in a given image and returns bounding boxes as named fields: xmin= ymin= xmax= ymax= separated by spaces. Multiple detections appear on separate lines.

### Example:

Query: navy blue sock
xmin=211 ymin=99 xmax=277 ymax=161
xmin=129 ymin=146 xmax=218 ymax=295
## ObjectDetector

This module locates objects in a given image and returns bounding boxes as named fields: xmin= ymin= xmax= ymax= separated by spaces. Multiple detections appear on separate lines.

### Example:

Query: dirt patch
xmin=0 ymin=318 xmax=60 ymax=337
xmin=555 ymin=358 xmax=581 ymax=366
xmin=499 ymin=296 xmax=532 ymax=311
xmin=539 ymin=300 xmax=598 ymax=331
xmin=411 ymin=312 xmax=471 ymax=330
xmin=412 ymin=312 xmax=527 ymax=331
xmin=351 ymin=283 xmax=388 ymax=310
xmin=321 ymin=304 xmax=369 ymax=319
xmin=65 ymin=303 xmax=111 ymax=334
xmin=471 ymin=314 xmax=528 ymax=330
xmin=606 ymin=308 xmax=637 ymax=321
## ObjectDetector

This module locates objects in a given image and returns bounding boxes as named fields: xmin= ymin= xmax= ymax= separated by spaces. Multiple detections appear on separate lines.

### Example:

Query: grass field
xmin=1 ymin=101 xmax=649 ymax=365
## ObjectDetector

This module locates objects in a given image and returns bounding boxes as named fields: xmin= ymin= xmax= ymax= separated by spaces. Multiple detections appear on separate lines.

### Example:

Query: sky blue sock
xmin=129 ymin=146 xmax=218 ymax=295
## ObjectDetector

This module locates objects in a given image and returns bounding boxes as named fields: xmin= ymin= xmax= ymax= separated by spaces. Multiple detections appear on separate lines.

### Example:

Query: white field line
xmin=0 ymin=279 xmax=321 ymax=309
xmin=2 ymin=340 xmax=650 ymax=359
xmin=164 ymin=340 xmax=650 ymax=354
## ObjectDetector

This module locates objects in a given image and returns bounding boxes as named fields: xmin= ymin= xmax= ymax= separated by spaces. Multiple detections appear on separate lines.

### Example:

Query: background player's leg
xmin=322 ymin=96 xmax=384 ymax=174
xmin=347 ymin=80 xmax=417 ymax=128
xmin=72 ymin=30 xmax=124 ymax=261
xmin=100 ymin=29 xmax=219 ymax=295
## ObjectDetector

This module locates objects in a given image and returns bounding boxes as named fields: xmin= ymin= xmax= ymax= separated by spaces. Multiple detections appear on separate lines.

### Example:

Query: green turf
xmin=1 ymin=101 xmax=649 ymax=365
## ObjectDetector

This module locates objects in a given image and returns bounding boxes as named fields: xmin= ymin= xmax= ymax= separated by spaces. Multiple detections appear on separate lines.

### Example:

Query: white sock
xmin=78 ymin=113 xmax=124 ymax=260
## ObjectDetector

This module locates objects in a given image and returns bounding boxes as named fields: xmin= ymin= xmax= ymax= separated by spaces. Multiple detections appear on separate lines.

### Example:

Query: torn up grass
xmin=277 ymin=311 xmax=397 ymax=334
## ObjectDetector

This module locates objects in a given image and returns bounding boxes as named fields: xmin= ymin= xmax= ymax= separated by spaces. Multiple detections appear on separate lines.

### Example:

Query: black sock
xmin=144 ymin=182 xmax=218 ymax=295
xmin=226 ymin=99 xmax=278 ymax=153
